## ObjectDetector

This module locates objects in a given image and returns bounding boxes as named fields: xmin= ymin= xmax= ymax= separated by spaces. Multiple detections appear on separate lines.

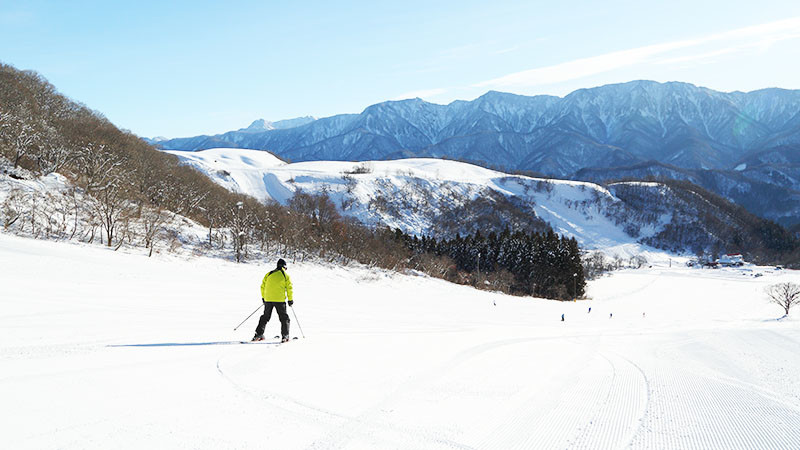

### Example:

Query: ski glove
xmin=288 ymin=300 xmax=294 ymax=307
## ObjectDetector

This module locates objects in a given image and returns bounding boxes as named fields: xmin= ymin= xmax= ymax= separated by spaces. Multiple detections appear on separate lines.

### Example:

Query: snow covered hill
xmin=165 ymin=148 xmax=663 ymax=257
xmin=165 ymin=147 xmax=792 ymax=262
xmin=3 ymin=232 xmax=800 ymax=449
xmin=576 ymin=161 xmax=800 ymax=227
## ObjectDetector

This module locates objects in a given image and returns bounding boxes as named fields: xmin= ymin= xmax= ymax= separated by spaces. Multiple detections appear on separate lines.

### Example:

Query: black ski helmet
xmin=277 ymin=258 xmax=287 ymax=269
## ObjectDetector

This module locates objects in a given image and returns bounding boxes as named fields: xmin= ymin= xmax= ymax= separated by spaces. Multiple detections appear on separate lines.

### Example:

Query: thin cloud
xmin=439 ymin=43 xmax=485 ymax=60
xmin=656 ymin=28 xmax=800 ymax=66
xmin=495 ymin=46 xmax=520 ymax=55
xmin=475 ymin=17 xmax=800 ymax=89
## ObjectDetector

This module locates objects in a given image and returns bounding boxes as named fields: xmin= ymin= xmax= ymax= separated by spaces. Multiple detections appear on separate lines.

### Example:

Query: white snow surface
xmin=3 ymin=233 xmax=800 ymax=449
xmin=164 ymin=148 xmax=665 ymax=258
xmin=165 ymin=148 xmax=287 ymax=204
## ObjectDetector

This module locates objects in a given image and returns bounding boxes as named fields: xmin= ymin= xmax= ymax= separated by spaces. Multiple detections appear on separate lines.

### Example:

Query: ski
xmin=239 ymin=336 xmax=298 ymax=344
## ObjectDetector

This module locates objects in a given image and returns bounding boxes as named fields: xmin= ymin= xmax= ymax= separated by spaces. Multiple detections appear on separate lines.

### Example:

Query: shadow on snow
xmin=108 ymin=341 xmax=278 ymax=348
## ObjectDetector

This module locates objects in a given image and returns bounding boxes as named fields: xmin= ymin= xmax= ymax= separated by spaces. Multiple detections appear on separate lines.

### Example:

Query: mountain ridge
xmin=154 ymin=80 xmax=800 ymax=225
xmin=155 ymin=81 xmax=800 ymax=172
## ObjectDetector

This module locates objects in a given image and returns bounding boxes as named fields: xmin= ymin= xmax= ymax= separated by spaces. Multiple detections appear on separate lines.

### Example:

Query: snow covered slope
xmin=166 ymin=148 xmax=287 ymax=203
xmin=3 ymin=233 xmax=800 ymax=449
xmin=165 ymin=148 xmax=658 ymax=256
xmin=576 ymin=160 xmax=800 ymax=227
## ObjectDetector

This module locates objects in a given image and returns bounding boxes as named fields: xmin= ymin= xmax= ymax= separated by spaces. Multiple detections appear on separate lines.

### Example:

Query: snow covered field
xmin=3 ymin=233 xmax=800 ymax=449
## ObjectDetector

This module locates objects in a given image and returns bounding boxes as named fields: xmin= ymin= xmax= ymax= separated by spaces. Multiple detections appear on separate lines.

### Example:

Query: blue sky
xmin=2 ymin=1 xmax=800 ymax=138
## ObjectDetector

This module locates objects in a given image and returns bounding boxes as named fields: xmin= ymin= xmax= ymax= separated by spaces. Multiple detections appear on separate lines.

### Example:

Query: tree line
xmin=392 ymin=227 xmax=586 ymax=300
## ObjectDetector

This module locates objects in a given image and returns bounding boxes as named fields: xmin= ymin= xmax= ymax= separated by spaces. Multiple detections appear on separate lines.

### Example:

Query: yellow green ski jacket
xmin=261 ymin=268 xmax=293 ymax=302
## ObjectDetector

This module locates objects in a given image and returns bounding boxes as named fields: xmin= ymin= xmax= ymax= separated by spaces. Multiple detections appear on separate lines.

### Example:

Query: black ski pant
xmin=255 ymin=301 xmax=290 ymax=339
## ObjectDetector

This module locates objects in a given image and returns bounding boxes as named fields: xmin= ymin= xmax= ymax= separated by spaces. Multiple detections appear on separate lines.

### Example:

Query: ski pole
xmin=233 ymin=303 xmax=263 ymax=331
xmin=290 ymin=304 xmax=305 ymax=338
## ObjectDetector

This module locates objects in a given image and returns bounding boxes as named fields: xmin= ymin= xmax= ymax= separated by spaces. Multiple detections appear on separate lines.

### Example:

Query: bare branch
xmin=765 ymin=282 xmax=800 ymax=316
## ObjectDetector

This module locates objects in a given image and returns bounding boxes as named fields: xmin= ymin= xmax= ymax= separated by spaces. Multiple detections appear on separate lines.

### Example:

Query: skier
xmin=588 ymin=307 xmax=592 ymax=313
xmin=561 ymin=313 xmax=565 ymax=322
xmin=252 ymin=258 xmax=294 ymax=343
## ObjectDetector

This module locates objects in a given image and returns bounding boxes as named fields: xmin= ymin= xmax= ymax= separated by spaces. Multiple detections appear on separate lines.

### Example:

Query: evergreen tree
xmin=392 ymin=226 xmax=585 ymax=299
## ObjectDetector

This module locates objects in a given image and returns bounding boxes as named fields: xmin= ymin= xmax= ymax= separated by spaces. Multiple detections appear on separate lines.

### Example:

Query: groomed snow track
xmin=3 ymin=234 xmax=800 ymax=449
xmin=213 ymin=330 xmax=800 ymax=449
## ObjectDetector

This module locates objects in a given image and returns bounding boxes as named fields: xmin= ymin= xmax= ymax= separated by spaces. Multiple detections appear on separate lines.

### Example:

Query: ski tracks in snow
xmin=629 ymin=360 xmax=800 ymax=448
xmin=628 ymin=330 xmax=800 ymax=449
xmin=302 ymin=338 xmax=547 ymax=450
xmin=568 ymin=351 xmax=650 ymax=449
xmin=215 ymin=350 xmax=344 ymax=427
xmin=306 ymin=335 xmax=650 ymax=450
xmin=476 ymin=337 xmax=649 ymax=450
xmin=215 ymin=330 xmax=800 ymax=450
xmin=216 ymin=346 xmax=473 ymax=450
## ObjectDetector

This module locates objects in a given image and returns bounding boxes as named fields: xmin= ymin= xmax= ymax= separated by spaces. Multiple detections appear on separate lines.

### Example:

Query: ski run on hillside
xmin=2 ymin=233 xmax=800 ymax=449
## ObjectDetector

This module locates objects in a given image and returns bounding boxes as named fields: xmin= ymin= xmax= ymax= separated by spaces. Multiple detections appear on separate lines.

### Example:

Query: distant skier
xmin=588 ymin=307 xmax=592 ymax=313
xmin=252 ymin=258 xmax=294 ymax=343
xmin=609 ymin=313 xmax=613 ymax=319
xmin=561 ymin=313 xmax=565 ymax=322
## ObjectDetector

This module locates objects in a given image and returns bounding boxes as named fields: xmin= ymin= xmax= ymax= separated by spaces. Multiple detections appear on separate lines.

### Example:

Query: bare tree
xmin=766 ymin=282 xmax=800 ymax=316
xmin=197 ymin=205 xmax=216 ymax=248
xmin=141 ymin=206 xmax=169 ymax=257
xmin=91 ymin=173 xmax=133 ymax=247
xmin=1 ymin=188 xmax=24 ymax=229
xmin=289 ymin=190 xmax=341 ymax=231
xmin=0 ymin=111 xmax=11 ymax=159
xmin=75 ymin=143 xmax=125 ymax=193
xmin=252 ymin=205 xmax=277 ymax=252
xmin=33 ymin=126 xmax=73 ymax=175
xmin=228 ymin=199 xmax=255 ymax=262
xmin=629 ymin=254 xmax=647 ymax=269
xmin=0 ymin=110 xmax=40 ymax=168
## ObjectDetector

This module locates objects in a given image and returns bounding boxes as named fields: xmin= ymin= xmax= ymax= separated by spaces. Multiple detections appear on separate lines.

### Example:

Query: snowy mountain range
xmin=154 ymin=81 xmax=800 ymax=225
xmin=144 ymin=116 xmax=316 ymax=147
xmin=236 ymin=116 xmax=317 ymax=133
xmin=156 ymin=81 xmax=800 ymax=174
xmin=164 ymin=148 xmax=790 ymax=259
